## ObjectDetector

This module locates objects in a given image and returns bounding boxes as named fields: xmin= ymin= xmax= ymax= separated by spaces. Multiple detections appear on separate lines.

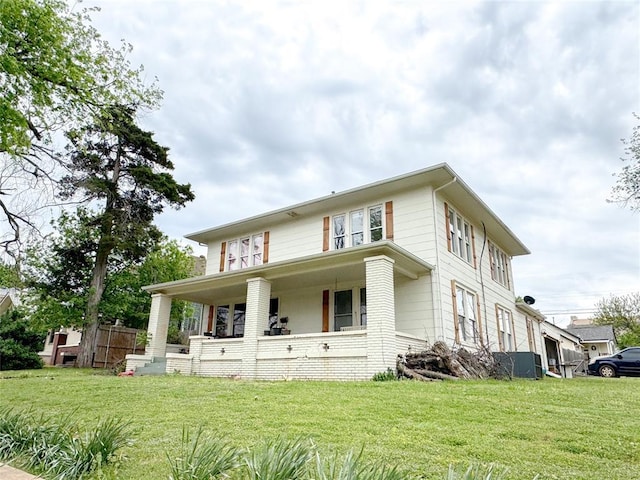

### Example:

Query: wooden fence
xmin=93 ymin=325 xmax=146 ymax=368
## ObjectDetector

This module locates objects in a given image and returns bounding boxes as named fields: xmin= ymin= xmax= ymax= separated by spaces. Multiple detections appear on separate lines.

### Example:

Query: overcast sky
xmin=89 ymin=0 xmax=639 ymax=327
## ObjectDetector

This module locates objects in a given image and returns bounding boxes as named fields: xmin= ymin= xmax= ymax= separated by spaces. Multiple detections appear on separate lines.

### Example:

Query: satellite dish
xmin=523 ymin=295 xmax=535 ymax=305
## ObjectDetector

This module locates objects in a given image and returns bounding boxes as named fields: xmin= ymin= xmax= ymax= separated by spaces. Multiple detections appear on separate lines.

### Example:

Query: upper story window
xmin=223 ymin=233 xmax=266 ymax=272
xmin=445 ymin=203 xmax=475 ymax=266
xmin=489 ymin=242 xmax=510 ymax=288
xmin=332 ymin=205 xmax=384 ymax=250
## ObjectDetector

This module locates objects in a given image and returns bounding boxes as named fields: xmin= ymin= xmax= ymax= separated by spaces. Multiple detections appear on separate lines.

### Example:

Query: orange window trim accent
xmin=471 ymin=225 xmax=477 ymax=269
xmin=263 ymin=231 xmax=270 ymax=264
xmin=451 ymin=280 xmax=460 ymax=344
xmin=322 ymin=216 xmax=330 ymax=252
xmin=219 ymin=242 xmax=227 ymax=272
xmin=322 ymin=290 xmax=329 ymax=332
xmin=207 ymin=305 xmax=214 ymax=332
xmin=495 ymin=304 xmax=504 ymax=352
xmin=444 ymin=202 xmax=452 ymax=252
xmin=385 ymin=201 xmax=394 ymax=240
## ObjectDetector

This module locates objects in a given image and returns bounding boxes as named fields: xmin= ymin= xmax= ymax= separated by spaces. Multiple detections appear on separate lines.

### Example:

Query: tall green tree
xmin=610 ymin=114 xmax=640 ymax=211
xmin=0 ymin=0 xmax=161 ymax=257
xmin=592 ymin=293 xmax=640 ymax=348
xmin=101 ymin=239 xmax=197 ymax=330
xmin=26 ymin=210 xmax=196 ymax=338
xmin=59 ymin=106 xmax=193 ymax=366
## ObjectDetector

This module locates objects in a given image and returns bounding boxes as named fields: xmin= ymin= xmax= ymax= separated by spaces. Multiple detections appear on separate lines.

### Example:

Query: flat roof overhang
xmin=143 ymin=241 xmax=433 ymax=304
xmin=186 ymin=163 xmax=530 ymax=257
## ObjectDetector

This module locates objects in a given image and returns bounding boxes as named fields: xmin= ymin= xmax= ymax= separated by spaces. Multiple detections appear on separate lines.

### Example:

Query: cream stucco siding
xmin=391 ymin=186 xmax=435 ymax=260
xmin=274 ymin=286 xmax=323 ymax=334
xmin=394 ymin=275 xmax=435 ymax=340
xmin=131 ymin=164 xmax=539 ymax=380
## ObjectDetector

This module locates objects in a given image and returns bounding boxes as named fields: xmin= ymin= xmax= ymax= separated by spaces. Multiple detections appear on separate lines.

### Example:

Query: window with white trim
xmin=369 ymin=205 xmax=383 ymax=241
xmin=215 ymin=305 xmax=229 ymax=337
xmin=453 ymin=284 xmax=478 ymax=344
xmin=332 ymin=204 xmax=384 ymax=250
xmin=447 ymin=206 xmax=474 ymax=264
xmin=497 ymin=306 xmax=513 ymax=351
xmin=213 ymin=303 xmax=247 ymax=338
xmin=489 ymin=242 xmax=510 ymax=288
xmin=226 ymin=234 xmax=263 ymax=271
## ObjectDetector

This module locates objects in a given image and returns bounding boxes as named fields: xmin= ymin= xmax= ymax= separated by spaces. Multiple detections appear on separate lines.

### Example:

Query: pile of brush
xmin=397 ymin=341 xmax=506 ymax=381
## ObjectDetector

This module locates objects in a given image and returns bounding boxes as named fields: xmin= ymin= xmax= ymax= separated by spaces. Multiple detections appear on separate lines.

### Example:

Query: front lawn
xmin=1 ymin=369 xmax=638 ymax=479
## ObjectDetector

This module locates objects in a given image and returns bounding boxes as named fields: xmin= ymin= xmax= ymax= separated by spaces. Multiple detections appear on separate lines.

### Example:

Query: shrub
xmin=0 ymin=310 xmax=45 ymax=371
xmin=372 ymin=368 xmax=397 ymax=381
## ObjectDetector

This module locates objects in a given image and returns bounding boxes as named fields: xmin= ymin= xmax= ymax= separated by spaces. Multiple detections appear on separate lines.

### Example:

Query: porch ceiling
xmin=143 ymin=241 xmax=433 ymax=304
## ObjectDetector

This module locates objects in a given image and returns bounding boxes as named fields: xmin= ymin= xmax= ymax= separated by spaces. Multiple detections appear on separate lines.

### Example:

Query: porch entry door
xmin=333 ymin=288 xmax=366 ymax=332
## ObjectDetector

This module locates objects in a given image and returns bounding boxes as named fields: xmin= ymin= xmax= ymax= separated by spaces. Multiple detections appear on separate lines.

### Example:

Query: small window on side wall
xmin=489 ymin=242 xmax=510 ymax=288
xmin=445 ymin=203 xmax=475 ymax=266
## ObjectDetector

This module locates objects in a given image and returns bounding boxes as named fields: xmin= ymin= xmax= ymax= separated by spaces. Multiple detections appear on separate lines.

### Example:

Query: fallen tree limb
xmin=397 ymin=363 xmax=437 ymax=381
xmin=397 ymin=341 xmax=504 ymax=381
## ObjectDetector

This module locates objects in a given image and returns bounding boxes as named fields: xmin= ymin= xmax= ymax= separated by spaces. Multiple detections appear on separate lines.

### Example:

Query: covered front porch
xmin=126 ymin=242 xmax=434 ymax=380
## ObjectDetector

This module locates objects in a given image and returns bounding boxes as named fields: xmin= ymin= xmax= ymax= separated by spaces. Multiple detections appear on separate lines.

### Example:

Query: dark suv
xmin=588 ymin=347 xmax=640 ymax=377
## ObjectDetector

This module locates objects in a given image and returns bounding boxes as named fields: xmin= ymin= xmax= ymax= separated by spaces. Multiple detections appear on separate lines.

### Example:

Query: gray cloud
xmin=89 ymin=0 xmax=640 ymax=325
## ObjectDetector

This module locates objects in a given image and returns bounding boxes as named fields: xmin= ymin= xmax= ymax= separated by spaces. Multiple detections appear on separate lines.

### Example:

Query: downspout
xmin=432 ymin=176 xmax=457 ymax=342
xmin=479 ymin=222 xmax=490 ymax=346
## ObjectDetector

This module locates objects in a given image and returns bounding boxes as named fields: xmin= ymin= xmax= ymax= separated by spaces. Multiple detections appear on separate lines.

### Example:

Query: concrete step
xmin=135 ymin=358 xmax=167 ymax=376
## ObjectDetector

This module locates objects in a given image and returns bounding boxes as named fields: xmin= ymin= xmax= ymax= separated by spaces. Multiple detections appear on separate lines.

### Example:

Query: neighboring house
xmin=0 ymin=288 xmax=81 ymax=366
xmin=126 ymin=163 xmax=541 ymax=380
xmin=516 ymin=301 xmax=585 ymax=378
xmin=568 ymin=315 xmax=593 ymax=327
xmin=565 ymin=324 xmax=617 ymax=360
xmin=0 ymin=288 xmax=20 ymax=317
xmin=538 ymin=320 xmax=584 ymax=378
xmin=40 ymin=327 xmax=83 ymax=366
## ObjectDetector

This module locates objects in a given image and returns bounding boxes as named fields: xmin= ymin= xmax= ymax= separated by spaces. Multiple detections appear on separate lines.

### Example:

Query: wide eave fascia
xmin=185 ymin=163 xmax=530 ymax=256
xmin=143 ymin=241 xmax=433 ymax=295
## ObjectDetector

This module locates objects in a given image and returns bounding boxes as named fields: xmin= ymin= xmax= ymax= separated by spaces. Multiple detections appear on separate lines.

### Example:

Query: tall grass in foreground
xmin=0 ymin=407 xmax=131 ymax=479
xmin=168 ymin=428 xmax=530 ymax=480
xmin=167 ymin=426 xmax=240 ymax=480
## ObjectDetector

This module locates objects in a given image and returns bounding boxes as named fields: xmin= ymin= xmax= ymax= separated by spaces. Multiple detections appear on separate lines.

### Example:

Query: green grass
xmin=0 ymin=369 xmax=638 ymax=479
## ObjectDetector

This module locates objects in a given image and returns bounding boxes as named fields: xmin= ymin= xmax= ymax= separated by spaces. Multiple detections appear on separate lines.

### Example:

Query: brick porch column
xmin=242 ymin=277 xmax=271 ymax=379
xmin=146 ymin=293 xmax=172 ymax=358
xmin=365 ymin=255 xmax=397 ymax=376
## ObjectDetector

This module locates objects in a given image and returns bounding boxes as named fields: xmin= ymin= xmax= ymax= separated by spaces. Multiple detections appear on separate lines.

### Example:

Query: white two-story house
xmin=126 ymin=163 xmax=539 ymax=380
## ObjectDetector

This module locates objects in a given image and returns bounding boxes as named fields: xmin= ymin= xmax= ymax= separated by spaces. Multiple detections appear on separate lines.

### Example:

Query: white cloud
xmin=89 ymin=0 xmax=640 ymax=324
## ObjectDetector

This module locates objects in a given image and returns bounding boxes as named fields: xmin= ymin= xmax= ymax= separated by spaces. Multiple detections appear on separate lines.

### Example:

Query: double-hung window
xmin=489 ymin=242 xmax=510 ymax=288
xmin=446 ymin=204 xmax=475 ymax=265
xmin=332 ymin=204 xmax=384 ymax=250
xmin=496 ymin=306 xmax=514 ymax=351
xmin=333 ymin=215 xmax=346 ymax=249
xmin=452 ymin=283 xmax=479 ymax=344
xmin=369 ymin=205 xmax=383 ymax=241
xmin=226 ymin=234 xmax=263 ymax=271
